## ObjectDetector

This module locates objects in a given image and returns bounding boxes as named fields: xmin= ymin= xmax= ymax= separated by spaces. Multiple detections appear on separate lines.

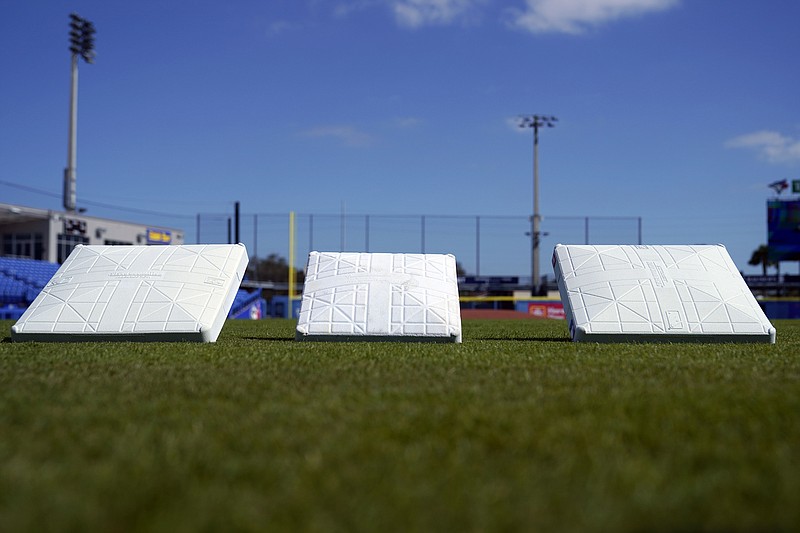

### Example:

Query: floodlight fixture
xmin=518 ymin=114 xmax=558 ymax=295
xmin=64 ymin=13 xmax=96 ymax=212
xmin=68 ymin=13 xmax=96 ymax=64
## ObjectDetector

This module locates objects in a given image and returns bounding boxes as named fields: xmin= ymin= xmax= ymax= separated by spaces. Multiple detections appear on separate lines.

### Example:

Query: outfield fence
xmin=196 ymin=213 xmax=642 ymax=280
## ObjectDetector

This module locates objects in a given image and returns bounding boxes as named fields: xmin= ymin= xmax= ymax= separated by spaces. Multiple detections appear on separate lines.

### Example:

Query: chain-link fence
xmin=196 ymin=212 xmax=642 ymax=282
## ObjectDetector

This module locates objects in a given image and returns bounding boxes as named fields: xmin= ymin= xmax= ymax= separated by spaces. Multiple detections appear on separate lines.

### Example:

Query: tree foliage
xmin=748 ymin=244 xmax=776 ymax=276
xmin=247 ymin=253 xmax=304 ymax=282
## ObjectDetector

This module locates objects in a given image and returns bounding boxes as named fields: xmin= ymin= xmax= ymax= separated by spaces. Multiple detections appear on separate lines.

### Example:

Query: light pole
xmin=64 ymin=13 xmax=96 ymax=212
xmin=518 ymin=114 xmax=557 ymax=295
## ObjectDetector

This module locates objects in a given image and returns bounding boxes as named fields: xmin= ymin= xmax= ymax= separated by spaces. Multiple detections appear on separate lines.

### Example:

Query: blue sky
xmin=1 ymin=0 xmax=799 ymax=275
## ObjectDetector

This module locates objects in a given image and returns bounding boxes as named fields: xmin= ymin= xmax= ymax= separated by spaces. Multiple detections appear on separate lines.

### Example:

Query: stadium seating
xmin=0 ymin=257 xmax=60 ymax=305
xmin=1 ymin=256 xmax=262 ymax=321
xmin=228 ymin=289 xmax=264 ymax=318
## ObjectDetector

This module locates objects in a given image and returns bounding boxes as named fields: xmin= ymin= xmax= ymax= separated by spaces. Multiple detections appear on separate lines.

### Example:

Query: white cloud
xmin=726 ymin=130 xmax=800 ymax=164
xmin=265 ymin=20 xmax=299 ymax=37
xmin=507 ymin=0 xmax=680 ymax=34
xmin=392 ymin=0 xmax=484 ymax=28
xmin=333 ymin=0 xmax=381 ymax=18
xmin=302 ymin=125 xmax=374 ymax=147
xmin=394 ymin=116 xmax=422 ymax=128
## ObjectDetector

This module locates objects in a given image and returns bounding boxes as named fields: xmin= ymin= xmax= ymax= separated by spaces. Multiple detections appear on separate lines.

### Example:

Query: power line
xmin=0 ymin=180 xmax=194 ymax=219
xmin=80 ymin=199 xmax=196 ymax=219
xmin=0 ymin=180 xmax=61 ymax=199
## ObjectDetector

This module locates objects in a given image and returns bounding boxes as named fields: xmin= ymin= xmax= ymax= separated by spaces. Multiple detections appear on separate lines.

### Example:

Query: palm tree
xmin=748 ymin=244 xmax=773 ymax=275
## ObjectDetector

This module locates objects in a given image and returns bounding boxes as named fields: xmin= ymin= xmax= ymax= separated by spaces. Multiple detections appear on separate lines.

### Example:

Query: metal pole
xmin=476 ymin=215 xmax=480 ymax=276
xmin=63 ymin=13 xmax=95 ymax=213
xmin=289 ymin=211 xmax=296 ymax=311
xmin=421 ymin=215 xmax=426 ymax=253
xmin=585 ymin=217 xmax=589 ymax=245
xmin=532 ymin=123 xmax=540 ymax=294
xmin=309 ymin=214 xmax=314 ymax=251
xmin=63 ymin=54 xmax=78 ymax=212
xmin=234 ymin=201 xmax=240 ymax=244
xmin=196 ymin=213 xmax=200 ymax=244
xmin=340 ymin=202 xmax=346 ymax=251
xmin=365 ymin=214 xmax=370 ymax=252
xmin=638 ymin=217 xmax=643 ymax=244
xmin=253 ymin=214 xmax=258 ymax=279
xmin=519 ymin=115 xmax=557 ymax=295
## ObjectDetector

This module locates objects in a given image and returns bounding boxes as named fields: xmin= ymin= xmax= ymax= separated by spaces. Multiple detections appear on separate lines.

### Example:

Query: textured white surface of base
xmin=11 ymin=244 xmax=248 ymax=342
xmin=553 ymin=244 xmax=775 ymax=343
xmin=296 ymin=252 xmax=462 ymax=342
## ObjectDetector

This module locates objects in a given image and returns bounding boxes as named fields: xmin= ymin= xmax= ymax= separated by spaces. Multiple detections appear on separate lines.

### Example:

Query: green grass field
xmin=1 ymin=318 xmax=799 ymax=532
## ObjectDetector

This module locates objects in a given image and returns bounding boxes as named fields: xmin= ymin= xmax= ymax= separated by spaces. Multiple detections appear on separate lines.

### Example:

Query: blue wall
xmin=761 ymin=300 xmax=800 ymax=319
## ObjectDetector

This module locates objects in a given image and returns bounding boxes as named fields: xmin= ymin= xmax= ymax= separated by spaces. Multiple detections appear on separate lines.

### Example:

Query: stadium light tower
xmin=518 ymin=114 xmax=557 ymax=295
xmin=64 ymin=13 xmax=96 ymax=212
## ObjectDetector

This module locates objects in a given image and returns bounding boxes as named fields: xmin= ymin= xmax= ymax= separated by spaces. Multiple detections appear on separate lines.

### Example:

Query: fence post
xmin=309 ymin=214 xmax=314 ymax=252
xmin=476 ymin=215 xmax=480 ymax=276
xmin=421 ymin=215 xmax=426 ymax=253
xmin=585 ymin=217 xmax=589 ymax=245
xmin=638 ymin=217 xmax=643 ymax=244
xmin=340 ymin=204 xmax=346 ymax=251
xmin=289 ymin=211 xmax=296 ymax=314
xmin=234 ymin=201 xmax=240 ymax=244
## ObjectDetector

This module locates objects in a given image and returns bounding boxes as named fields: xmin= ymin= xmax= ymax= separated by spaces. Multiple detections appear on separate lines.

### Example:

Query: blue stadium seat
xmin=228 ymin=289 xmax=263 ymax=318
xmin=0 ymin=257 xmax=59 ymax=305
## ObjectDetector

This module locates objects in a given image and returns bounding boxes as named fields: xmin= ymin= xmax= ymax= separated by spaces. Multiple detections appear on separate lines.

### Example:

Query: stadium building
xmin=0 ymin=202 xmax=270 ymax=322
xmin=0 ymin=202 xmax=184 ymax=263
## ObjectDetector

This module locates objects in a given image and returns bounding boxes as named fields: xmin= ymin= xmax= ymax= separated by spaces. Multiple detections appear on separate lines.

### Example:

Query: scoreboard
xmin=767 ymin=200 xmax=800 ymax=261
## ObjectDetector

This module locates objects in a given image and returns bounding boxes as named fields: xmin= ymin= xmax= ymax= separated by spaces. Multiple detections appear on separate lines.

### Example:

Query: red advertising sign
xmin=528 ymin=302 xmax=565 ymax=320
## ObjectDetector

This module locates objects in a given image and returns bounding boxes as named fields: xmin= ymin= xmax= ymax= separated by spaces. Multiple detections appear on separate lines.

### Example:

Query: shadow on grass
xmin=473 ymin=336 xmax=572 ymax=343
xmin=242 ymin=336 xmax=574 ymax=344
xmin=3 ymin=336 xmax=572 ymax=344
